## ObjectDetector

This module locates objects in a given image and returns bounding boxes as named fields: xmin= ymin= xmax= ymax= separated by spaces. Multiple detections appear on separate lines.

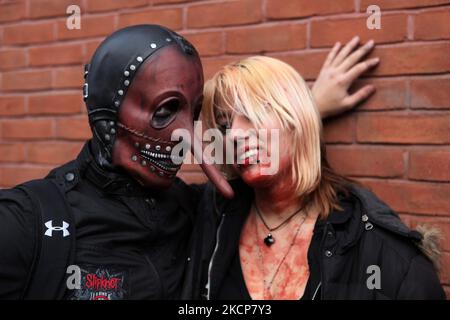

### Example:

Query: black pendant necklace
xmin=254 ymin=203 xmax=305 ymax=247
xmin=264 ymin=233 xmax=275 ymax=246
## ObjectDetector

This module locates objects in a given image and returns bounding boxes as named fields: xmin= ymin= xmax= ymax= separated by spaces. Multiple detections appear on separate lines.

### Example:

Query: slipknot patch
xmin=67 ymin=266 xmax=128 ymax=300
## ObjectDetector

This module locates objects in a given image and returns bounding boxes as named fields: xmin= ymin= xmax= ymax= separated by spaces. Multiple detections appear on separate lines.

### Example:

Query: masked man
xmin=0 ymin=25 xmax=378 ymax=300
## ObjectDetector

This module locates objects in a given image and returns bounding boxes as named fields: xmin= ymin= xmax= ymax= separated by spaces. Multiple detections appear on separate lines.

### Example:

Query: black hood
xmin=83 ymin=24 xmax=198 ymax=169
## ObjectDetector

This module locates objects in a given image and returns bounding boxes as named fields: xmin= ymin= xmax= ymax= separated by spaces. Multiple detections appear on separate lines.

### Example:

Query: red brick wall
xmin=0 ymin=0 xmax=449 ymax=296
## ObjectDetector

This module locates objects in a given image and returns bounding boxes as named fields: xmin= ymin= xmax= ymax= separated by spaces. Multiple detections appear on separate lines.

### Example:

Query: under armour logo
xmin=44 ymin=220 xmax=70 ymax=237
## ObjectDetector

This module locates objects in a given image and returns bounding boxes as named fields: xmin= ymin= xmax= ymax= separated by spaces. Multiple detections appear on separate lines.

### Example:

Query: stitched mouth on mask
xmin=139 ymin=150 xmax=183 ymax=173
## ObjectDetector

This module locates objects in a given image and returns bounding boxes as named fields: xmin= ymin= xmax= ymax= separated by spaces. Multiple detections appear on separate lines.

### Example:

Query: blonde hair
xmin=202 ymin=56 xmax=352 ymax=218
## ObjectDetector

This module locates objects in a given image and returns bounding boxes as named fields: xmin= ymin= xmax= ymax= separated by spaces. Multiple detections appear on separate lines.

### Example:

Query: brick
xmin=2 ymin=70 xmax=52 ymax=92
xmin=367 ymin=43 xmax=450 ymax=76
xmin=267 ymin=0 xmax=354 ymax=19
xmin=202 ymin=57 xmax=243 ymax=81
xmin=55 ymin=117 xmax=91 ymax=140
xmin=0 ymin=144 xmax=26 ymax=162
xmin=28 ymin=142 xmax=83 ymax=165
xmin=3 ymin=22 xmax=55 ymax=45
xmin=356 ymin=113 xmax=450 ymax=144
xmin=226 ymin=24 xmax=307 ymax=54
xmin=85 ymin=40 xmax=103 ymax=62
xmin=415 ymin=9 xmax=450 ymax=40
xmin=29 ymin=0 xmax=82 ymax=19
xmin=153 ymin=0 xmax=191 ymax=4
xmin=28 ymin=92 xmax=83 ymax=115
xmin=361 ymin=0 xmax=450 ymax=10
xmin=273 ymin=51 xmax=328 ymax=80
xmin=355 ymin=79 xmax=408 ymax=111
xmin=177 ymin=171 xmax=207 ymax=185
xmin=187 ymin=0 xmax=262 ymax=29
xmin=119 ymin=8 xmax=182 ymax=30
xmin=52 ymin=65 xmax=84 ymax=89
xmin=29 ymin=43 xmax=83 ymax=67
xmin=323 ymin=114 xmax=355 ymax=143
xmin=311 ymin=14 xmax=407 ymax=48
xmin=183 ymin=32 xmax=224 ymax=57
xmin=179 ymin=163 xmax=202 ymax=172
xmin=0 ymin=166 xmax=51 ymax=187
xmin=0 ymin=96 xmax=26 ymax=116
xmin=0 ymin=1 xmax=26 ymax=23
xmin=0 ymin=119 xmax=54 ymax=140
xmin=360 ymin=179 xmax=450 ymax=216
xmin=57 ymin=15 xmax=115 ymax=40
xmin=441 ymin=253 xmax=450 ymax=284
xmin=326 ymin=145 xmax=405 ymax=177
xmin=86 ymin=0 xmax=147 ymax=12
xmin=409 ymin=216 xmax=450 ymax=252
xmin=409 ymin=149 xmax=450 ymax=182
xmin=411 ymin=77 xmax=450 ymax=109
xmin=0 ymin=49 xmax=27 ymax=71
xmin=445 ymin=286 xmax=450 ymax=299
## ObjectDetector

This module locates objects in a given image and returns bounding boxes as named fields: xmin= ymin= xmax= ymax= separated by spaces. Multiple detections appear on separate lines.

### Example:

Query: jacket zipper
xmin=315 ymin=223 xmax=329 ymax=300
xmin=143 ymin=253 xmax=165 ymax=299
xmin=205 ymin=213 xmax=226 ymax=300
xmin=312 ymin=282 xmax=322 ymax=300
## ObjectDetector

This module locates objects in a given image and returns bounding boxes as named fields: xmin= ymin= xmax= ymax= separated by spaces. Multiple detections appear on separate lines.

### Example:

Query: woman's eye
xmin=151 ymin=98 xmax=180 ymax=128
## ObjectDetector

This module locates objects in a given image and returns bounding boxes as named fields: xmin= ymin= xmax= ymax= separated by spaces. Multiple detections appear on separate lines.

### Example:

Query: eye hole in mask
xmin=151 ymin=97 xmax=180 ymax=129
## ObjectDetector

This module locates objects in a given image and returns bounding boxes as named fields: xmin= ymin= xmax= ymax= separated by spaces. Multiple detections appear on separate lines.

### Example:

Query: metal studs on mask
xmin=116 ymin=56 xmax=142 ymax=107
xmin=155 ymin=145 xmax=161 ymax=151
xmin=131 ymin=155 xmax=137 ymax=162
xmin=115 ymin=43 xmax=161 ymax=109
xmin=105 ymin=121 xmax=116 ymax=143
xmin=145 ymin=144 xmax=151 ymax=150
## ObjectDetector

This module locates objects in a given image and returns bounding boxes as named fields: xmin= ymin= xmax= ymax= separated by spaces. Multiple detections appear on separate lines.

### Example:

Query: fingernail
xmin=372 ymin=57 xmax=380 ymax=64
xmin=367 ymin=40 xmax=375 ymax=47
xmin=353 ymin=36 xmax=360 ymax=42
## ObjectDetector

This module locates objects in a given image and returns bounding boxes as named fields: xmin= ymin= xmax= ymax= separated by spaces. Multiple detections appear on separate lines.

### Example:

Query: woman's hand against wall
xmin=312 ymin=36 xmax=379 ymax=119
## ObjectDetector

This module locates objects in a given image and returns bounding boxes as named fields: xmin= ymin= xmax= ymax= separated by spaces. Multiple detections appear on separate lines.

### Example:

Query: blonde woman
xmin=183 ymin=55 xmax=445 ymax=300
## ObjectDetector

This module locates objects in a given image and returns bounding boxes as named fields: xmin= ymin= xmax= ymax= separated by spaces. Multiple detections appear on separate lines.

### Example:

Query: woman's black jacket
xmin=181 ymin=179 xmax=446 ymax=300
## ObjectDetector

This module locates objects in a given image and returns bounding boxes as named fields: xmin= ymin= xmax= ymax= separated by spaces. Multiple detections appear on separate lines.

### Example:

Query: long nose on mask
xmin=186 ymin=124 xmax=234 ymax=199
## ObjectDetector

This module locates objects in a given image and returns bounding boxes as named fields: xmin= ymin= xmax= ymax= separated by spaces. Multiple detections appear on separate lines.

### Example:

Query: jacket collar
xmin=215 ymin=178 xmax=354 ymax=226
xmin=76 ymin=141 xmax=157 ymax=197
xmin=213 ymin=179 xmax=422 ymax=254
xmin=347 ymin=184 xmax=422 ymax=241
